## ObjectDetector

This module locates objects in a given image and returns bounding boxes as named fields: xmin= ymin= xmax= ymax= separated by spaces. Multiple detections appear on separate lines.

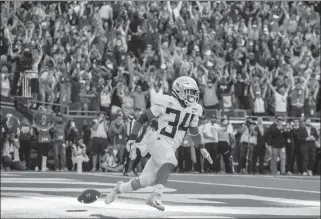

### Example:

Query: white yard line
xmin=2 ymin=171 xmax=319 ymax=194
xmin=85 ymin=173 xmax=320 ymax=194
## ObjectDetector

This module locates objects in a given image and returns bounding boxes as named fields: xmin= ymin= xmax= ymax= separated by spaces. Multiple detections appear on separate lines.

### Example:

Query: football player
xmin=104 ymin=76 xmax=213 ymax=211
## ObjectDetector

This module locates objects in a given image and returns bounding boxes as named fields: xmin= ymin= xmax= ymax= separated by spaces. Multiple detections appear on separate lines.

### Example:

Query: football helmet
xmin=172 ymin=76 xmax=200 ymax=107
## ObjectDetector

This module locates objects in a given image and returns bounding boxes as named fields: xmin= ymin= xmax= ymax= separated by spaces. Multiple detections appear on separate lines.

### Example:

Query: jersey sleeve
xmin=150 ymin=96 xmax=167 ymax=117
xmin=189 ymin=104 xmax=203 ymax=128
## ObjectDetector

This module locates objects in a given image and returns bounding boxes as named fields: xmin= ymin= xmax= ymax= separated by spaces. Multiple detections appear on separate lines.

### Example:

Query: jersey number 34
xmin=160 ymin=108 xmax=195 ymax=139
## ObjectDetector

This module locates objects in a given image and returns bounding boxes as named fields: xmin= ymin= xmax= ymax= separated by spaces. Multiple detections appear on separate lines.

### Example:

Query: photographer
xmin=239 ymin=118 xmax=258 ymax=174
xmin=2 ymin=133 xmax=26 ymax=171
xmin=71 ymin=138 xmax=90 ymax=172
xmin=266 ymin=117 xmax=287 ymax=175
xmin=100 ymin=146 xmax=123 ymax=172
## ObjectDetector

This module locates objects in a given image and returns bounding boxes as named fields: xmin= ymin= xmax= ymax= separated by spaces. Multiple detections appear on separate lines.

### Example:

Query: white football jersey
xmin=150 ymin=94 xmax=203 ymax=150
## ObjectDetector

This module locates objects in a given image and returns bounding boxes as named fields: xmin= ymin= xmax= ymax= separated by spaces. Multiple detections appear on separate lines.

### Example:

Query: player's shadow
xmin=90 ymin=214 xmax=119 ymax=219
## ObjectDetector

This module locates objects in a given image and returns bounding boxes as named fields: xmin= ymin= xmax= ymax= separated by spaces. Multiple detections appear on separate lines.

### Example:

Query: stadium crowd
xmin=0 ymin=1 xmax=320 ymax=175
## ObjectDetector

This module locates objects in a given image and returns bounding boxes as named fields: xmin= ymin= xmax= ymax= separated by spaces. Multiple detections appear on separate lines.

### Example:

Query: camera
xmin=19 ymin=48 xmax=34 ymax=71
xmin=245 ymin=118 xmax=256 ymax=128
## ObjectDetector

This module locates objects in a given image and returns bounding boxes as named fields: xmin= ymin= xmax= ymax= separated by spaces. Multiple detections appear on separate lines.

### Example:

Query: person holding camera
xmin=2 ymin=133 xmax=26 ymax=171
xmin=90 ymin=112 xmax=109 ymax=171
xmin=100 ymin=146 xmax=124 ymax=172
xmin=239 ymin=118 xmax=258 ymax=174
xmin=71 ymin=138 xmax=90 ymax=172
xmin=266 ymin=117 xmax=287 ymax=175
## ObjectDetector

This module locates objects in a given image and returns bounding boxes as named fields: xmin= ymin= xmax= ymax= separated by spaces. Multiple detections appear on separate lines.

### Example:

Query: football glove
xmin=200 ymin=148 xmax=213 ymax=164
xmin=126 ymin=140 xmax=135 ymax=152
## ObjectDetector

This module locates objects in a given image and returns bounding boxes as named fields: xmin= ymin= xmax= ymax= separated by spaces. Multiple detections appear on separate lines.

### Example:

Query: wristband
xmin=129 ymin=134 xmax=138 ymax=141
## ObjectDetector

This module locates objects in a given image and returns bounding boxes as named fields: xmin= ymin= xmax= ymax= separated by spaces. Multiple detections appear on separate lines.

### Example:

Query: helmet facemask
xmin=183 ymin=88 xmax=199 ymax=107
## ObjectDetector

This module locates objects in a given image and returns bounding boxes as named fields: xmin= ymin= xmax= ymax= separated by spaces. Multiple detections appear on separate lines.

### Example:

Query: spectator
xmin=19 ymin=118 xmax=33 ymax=169
xmin=291 ymin=118 xmax=303 ymax=174
xmin=252 ymin=117 xmax=267 ymax=174
xmin=299 ymin=118 xmax=319 ymax=176
xmin=71 ymin=138 xmax=90 ymax=172
xmin=202 ymin=116 xmax=220 ymax=173
xmin=1 ymin=66 xmax=11 ymax=97
xmin=109 ymin=110 xmax=126 ymax=164
xmin=90 ymin=112 xmax=108 ymax=171
xmin=177 ymin=133 xmax=193 ymax=173
xmin=2 ymin=133 xmax=26 ymax=171
xmin=131 ymin=85 xmax=149 ymax=111
xmin=51 ymin=113 xmax=67 ymax=171
xmin=33 ymin=106 xmax=54 ymax=171
xmin=217 ymin=118 xmax=236 ymax=174
xmin=267 ymin=77 xmax=291 ymax=117
xmin=314 ymin=129 xmax=320 ymax=175
xmin=100 ymin=146 xmax=123 ymax=172
xmin=266 ymin=117 xmax=287 ymax=175
xmin=239 ymin=118 xmax=257 ymax=174
xmin=284 ymin=121 xmax=295 ymax=175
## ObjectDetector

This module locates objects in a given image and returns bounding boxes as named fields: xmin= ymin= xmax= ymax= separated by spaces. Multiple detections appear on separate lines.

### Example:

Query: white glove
xmin=200 ymin=148 xmax=213 ymax=164
xmin=126 ymin=140 xmax=135 ymax=152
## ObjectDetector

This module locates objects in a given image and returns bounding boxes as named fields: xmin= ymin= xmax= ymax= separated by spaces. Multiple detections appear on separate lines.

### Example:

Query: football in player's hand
xmin=77 ymin=189 xmax=101 ymax=204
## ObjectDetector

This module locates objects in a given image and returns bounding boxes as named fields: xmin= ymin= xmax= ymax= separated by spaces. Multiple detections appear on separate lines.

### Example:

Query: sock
xmin=154 ymin=163 xmax=175 ymax=185
xmin=153 ymin=184 xmax=165 ymax=195
xmin=118 ymin=181 xmax=133 ymax=194
xmin=119 ymin=178 xmax=142 ymax=193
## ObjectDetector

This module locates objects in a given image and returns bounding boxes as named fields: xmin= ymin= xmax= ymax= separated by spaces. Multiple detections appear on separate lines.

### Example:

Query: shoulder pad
xmin=154 ymin=94 xmax=173 ymax=107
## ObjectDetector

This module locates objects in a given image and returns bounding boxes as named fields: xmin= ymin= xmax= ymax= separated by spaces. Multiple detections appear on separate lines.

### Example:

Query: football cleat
xmin=77 ymin=189 xmax=101 ymax=204
xmin=104 ymin=181 xmax=123 ymax=205
xmin=146 ymin=192 xmax=165 ymax=211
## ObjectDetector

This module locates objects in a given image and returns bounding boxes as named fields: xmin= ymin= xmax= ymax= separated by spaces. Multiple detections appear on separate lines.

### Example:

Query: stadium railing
xmin=20 ymin=70 xmax=38 ymax=98
xmin=68 ymin=110 xmax=106 ymax=117
xmin=29 ymin=100 xmax=70 ymax=115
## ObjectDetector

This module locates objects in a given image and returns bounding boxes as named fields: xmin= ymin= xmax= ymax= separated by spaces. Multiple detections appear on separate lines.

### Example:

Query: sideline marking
xmin=80 ymin=172 xmax=321 ymax=194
